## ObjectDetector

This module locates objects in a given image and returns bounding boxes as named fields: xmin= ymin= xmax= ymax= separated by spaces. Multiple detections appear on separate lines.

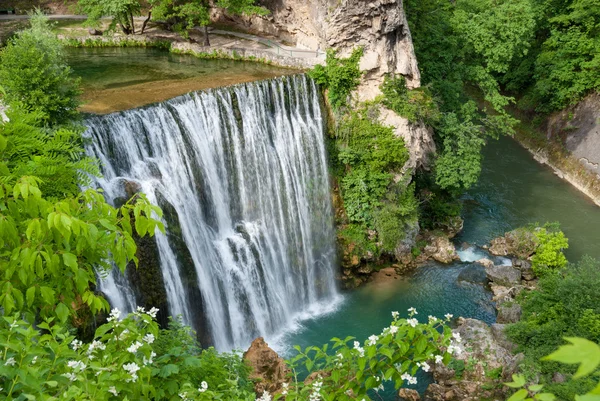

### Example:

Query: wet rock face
xmin=243 ymin=337 xmax=290 ymax=397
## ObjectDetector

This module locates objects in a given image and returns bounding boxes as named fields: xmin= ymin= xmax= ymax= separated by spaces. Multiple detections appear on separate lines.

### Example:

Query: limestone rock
xmin=490 ymin=324 xmax=516 ymax=352
xmin=485 ymin=265 xmax=522 ymax=287
xmin=489 ymin=229 xmax=539 ymax=259
xmin=476 ymin=258 xmax=494 ymax=269
xmin=513 ymin=259 xmax=535 ymax=281
xmin=243 ymin=337 xmax=290 ymax=396
xmin=497 ymin=303 xmax=522 ymax=324
xmin=423 ymin=235 xmax=459 ymax=264
xmin=399 ymin=388 xmax=421 ymax=401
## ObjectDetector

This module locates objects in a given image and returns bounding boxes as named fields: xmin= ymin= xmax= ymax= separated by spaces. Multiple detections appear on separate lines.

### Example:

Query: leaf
xmin=505 ymin=374 xmax=527 ymax=388
xmin=575 ymin=396 xmax=600 ymax=401
xmin=26 ymin=286 xmax=35 ymax=307
xmin=63 ymin=252 xmax=78 ymax=271
xmin=507 ymin=389 xmax=529 ymax=401
xmin=529 ymin=384 xmax=544 ymax=392
xmin=56 ymin=302 xmax=69 ymax=323
xmin=543 ymin=337 xmax=600 ymax=379
xmin=536 ymin=394 xmax=556 ymax=401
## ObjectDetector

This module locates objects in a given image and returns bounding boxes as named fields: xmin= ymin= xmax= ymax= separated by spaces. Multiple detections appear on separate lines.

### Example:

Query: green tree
xmin=78 ymin=0 xmax=142 ymax=34
xmin=149 ymin=0 xmax=268 ymax=44
xmin=0 ymin=12 xmax=81 ymax=127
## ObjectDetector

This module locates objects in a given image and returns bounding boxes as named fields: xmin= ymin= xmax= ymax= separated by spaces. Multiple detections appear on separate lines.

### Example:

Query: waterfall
xmin=85 ymin=75 xmax=339 ymax=351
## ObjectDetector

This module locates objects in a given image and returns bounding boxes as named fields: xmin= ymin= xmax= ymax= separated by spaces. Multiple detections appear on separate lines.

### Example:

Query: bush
xmin=309 ymin=48 xmax=363 ymax=110
xmin=531 ymin=227 xmax=569 ymax=277
xmin=0 ymin=11 xmax=81 ymax=126
xmin=381 ymin=75 xmax=440 ymax=124
xmin=507 ymin=257 xmax=600 ymax=398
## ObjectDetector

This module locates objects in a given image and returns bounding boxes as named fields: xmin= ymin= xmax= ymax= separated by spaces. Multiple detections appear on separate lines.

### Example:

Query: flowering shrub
xmin=277 ymin=309 xmax=458 ymax=401
xmin=0 ymin=308 xmax=255 ymax=401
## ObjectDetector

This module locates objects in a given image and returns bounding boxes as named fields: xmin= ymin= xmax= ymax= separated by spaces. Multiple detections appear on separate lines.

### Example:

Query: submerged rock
xmin=457 ymin=265 xmax=488 ymax=285
xmin=475 ymin=258 xmax=494 ymax=269
xmin=485 ymin=265 xmax=522 ymax=287
xmin=243 ymin=337 xmax=290 ymax=397
xmin=399 ymin=388 xmax=421 ymax=400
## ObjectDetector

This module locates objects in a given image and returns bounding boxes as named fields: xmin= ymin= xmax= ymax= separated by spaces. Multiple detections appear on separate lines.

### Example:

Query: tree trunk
xmin=141 ymin=11 xmax=152 ymax=34
xmin=130 ymin=12 xmax=136 ymax=34
xmin=203 ymin=25 xmax=210 ymax=46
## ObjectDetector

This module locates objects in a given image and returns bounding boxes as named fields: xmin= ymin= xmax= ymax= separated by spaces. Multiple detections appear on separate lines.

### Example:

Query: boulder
xmin=514 ymin=259 xmax=535 ymax=281
xmin=424 ymin=235 xmax=459 ymax=264
xmin=399 ymin=388 xmax=421 ymax=401
xmin=485 ymin=265 xmax=522 ymax=287
xmin=457 ymin=265 xmax=488 ymax=285
xmin=491 ymin=324 xmax=517 ymax=352
xmin=243 ymin=337 xmax=290 ymax=397
xmin=476 ymin=258 xmax=495 ymax=269
xmin=88 ymin=28 xmax=103 ymax=36
xmin=489 ymin=228 xmax=539 ymax=259
xmin=553 ymin=372 xmax=567 ymax=383
xmin=497 ymin=303 xmax=522 ymax=324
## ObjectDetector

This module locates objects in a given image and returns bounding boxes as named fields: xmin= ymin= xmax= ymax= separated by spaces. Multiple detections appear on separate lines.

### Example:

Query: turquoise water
xmin=277 ymin=135 xmax=600 ymax=398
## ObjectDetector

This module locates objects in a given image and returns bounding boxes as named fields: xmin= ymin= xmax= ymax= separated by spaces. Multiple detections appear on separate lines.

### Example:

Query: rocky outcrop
xmin=243 ymin=337 xmax=290 ymax=397
xmin=422 ymin=233 xmax=459 ymax=264
xmin=485 ymin=265 xmax=522 ymax=287
xmin=488 ymin=228 xmax=539 ymax=259
xmin=424 ymin=318 xmax=522 ymax=401
xmin=215 ymin=0 xmax=436 ymax=169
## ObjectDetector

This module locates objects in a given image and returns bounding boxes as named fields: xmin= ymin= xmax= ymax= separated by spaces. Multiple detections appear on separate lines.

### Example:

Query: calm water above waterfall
xmin=85 ymin=75 xmax=339 ymax=351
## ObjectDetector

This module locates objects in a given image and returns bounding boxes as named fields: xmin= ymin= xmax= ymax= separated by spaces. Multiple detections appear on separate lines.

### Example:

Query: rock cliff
xmin=214 ymin=0 xmax=435 ymax=169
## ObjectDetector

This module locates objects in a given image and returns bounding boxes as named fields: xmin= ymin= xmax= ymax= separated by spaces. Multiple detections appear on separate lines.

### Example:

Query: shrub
xmin=531 ymin=227 xmax=569 ymax=277
xmin=0 ymin=11 xmax=81 ymax=126
xmin=381 ymin=75 xmax=440 ymax=124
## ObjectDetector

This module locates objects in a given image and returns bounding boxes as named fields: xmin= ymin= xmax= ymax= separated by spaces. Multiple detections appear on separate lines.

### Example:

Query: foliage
xmin=149 ymin=0 xmax=268 ymax=38
xmin=531 ymin=226 xmax=569 ymax=277
xmin=0 ymin=11 xmax=81 ymax=127
xmin=335 ymin=107 xmax=410 ymax=227
xmin=504 ymin=337 xmax=600 ymax=400
xmin=507 ymin=257 xmax=600 ymax=398
xmin=0 ymin=309 xmax=256 ymax=400
xmin=78 ymin=0 xmax=141 ymax=34
xmin=531 ymin=0 xmax=600 ymax=112
xmin=309 ymin=48 xmax=363 ymax=110
xmin=381 ymin=75 xmax=440 ymax=125
xmin=281 ymin=310 xmax=457 ymax=400
xmin=373 ymin=184 xmax=419 ymax=252
xmin=0 ymin=106 xmax=98 ymax=198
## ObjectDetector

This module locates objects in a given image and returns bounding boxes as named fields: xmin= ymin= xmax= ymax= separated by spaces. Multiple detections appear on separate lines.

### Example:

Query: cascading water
xmin=85 ymin=75 xmax=339 ymax=351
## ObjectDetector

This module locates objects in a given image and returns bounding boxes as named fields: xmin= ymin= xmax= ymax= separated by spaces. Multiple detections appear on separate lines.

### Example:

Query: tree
xmin=149 ymin=0 xmax=268 ymax=45
xmin=78 ymin=0 xmax=142 ymax=34
xmin=0 ymin=11 xmax=81 ymax=127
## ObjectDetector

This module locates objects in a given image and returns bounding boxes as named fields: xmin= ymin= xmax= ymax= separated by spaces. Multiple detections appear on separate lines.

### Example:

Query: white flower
xmin=353 ymin=341 xmax=365 ymax=357
xmin=281 ymin=382 xmax=288 ymax=395
xmin=389 ymin=325 xmax=399 ymax=335
xmin=147 ymin=307 xmax=159 ymax=319
xmin=127 ymin=341 xmax=143 ymax=354
xmin=67 ymin=360 xmax=86 ymax=371
xmin=143 ymin=333 xmax=155 ymax=344
xmin=71 ymin=339 xmax=83 ymax=351
xmin=107 ymin=308 xmax=121 ymax=322
xmin=444 ymin=313 xmax=453 ymax=320
xmin=408 ymin=307 xmax=418 ymax=315
xmin=123 ymin=362 xmax=140 ymax=382
xmin=258 ymin=391 xmax=272 ymax=401
xmin=435 ymin=355 xmax=444 ymax=364
xmin=452 ymin=332 xmax=462 ymax=343
xmin=108 ymin=386 xmax=119 ymax=396
xmin=367 ymin=335 xmax=378 ymax=346
xmin=31 ymin=356 xmax=37 ymax=365
xmin=4 ymin=357 xmax=16 ymax=366
xmin=118 ymin=329 xmax=130 ymax=341
xmin=391 ymin=311 xmax=399 ymax=320
xmin=401 ymin=372 xmax=418 ymax=385
xmin=428 ymin=315 xmax=438 ymax=324
xmin=407 ymin=318 xmax=418 ymax=328
xmin=62 ymin=372 xmax=77 ymax=382
xmin=136 ymin=306 xmax=146 ymax=314
xmin=179 ymin=392 xmax=187 ymax=400
xmin=418 ymin=361 xmax=431 ymax=372
xmin=88 ymin=340 xmax=106 ymax=355
xmin=447 ymin=345 xmax=462 ymax=355
xmin=199 ymin=381 xmax=208 ymax=393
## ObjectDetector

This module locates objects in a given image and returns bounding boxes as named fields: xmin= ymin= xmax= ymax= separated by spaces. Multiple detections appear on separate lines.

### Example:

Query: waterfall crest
xmin=85 ymin=75 xmax=339 ymax=350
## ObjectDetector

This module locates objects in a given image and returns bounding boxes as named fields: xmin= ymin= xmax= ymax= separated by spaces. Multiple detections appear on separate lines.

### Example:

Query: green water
xmin=278 ymin=135 xmax=600 ymax=398
xmin=65 ymin=47 xmax=295 ymax=113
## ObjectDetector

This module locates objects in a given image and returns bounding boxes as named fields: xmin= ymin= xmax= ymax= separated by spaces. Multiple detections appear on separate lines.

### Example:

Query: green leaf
xmin=536 ymin=393 xmax=556 ymax=401
xmin=63 ymin=252 xmax=78 ymax=271
xmin=56 ymin=302 xmax=69 ymax=323
xmin=26 ymin=286 xmax=35 ymax=307
xmin=505 ymin=374 xmax=527 ymax=389
xmin=507 ymin=389 xmax=529 ymax=401
xmin=529 ymin=384 xmax=544 ymax=392
xmin=543 ymin=337 xmax=600 ymax=379
xmin=575 ymin=395 xmax=600 ymax=401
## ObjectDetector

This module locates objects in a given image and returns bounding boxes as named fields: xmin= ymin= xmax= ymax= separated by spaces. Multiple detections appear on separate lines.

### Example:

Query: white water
xmin=85 ymin=75 xmax=339 ymax=351
xmin=456 ymin=246 xmax=488 ymax=262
